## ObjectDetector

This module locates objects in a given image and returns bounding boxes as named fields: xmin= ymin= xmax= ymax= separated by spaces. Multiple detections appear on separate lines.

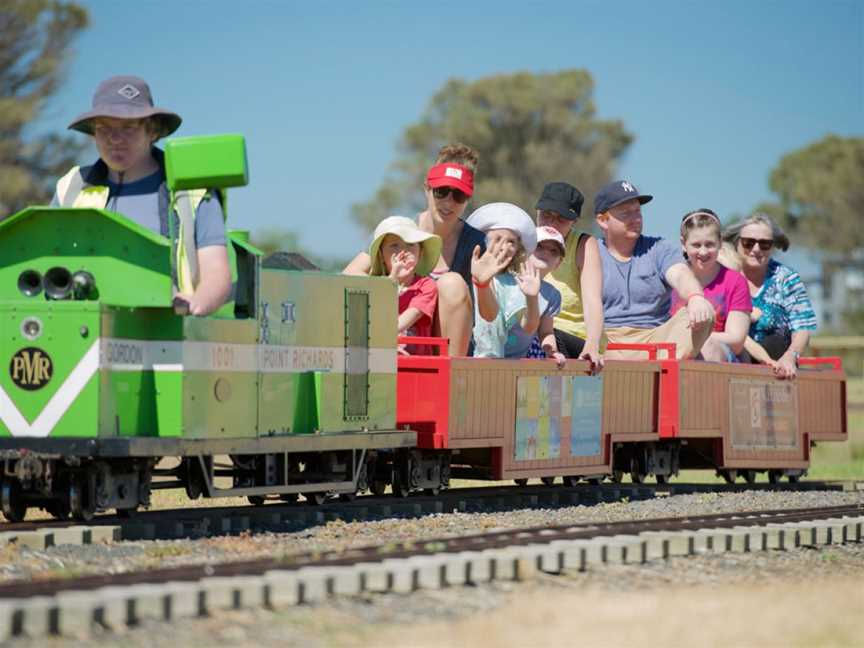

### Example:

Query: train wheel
xmin=1 ymin=481 xmax=27 ymax=523
xmin=787 ymin=473 xmax=801 ymax=483
xmin=610 ymin=470 xmax=624 ymax=483
xmin=513 ymin=479 xmax=528 ymax=487
xmin=391 ymin=476 xmax=411 ymax=498
xmin=116 ymin=506 xmax=138 ymax=518
xmin=630 ymin=472 xmax=646 ymax=485
xmin=248 ymin=496 xmax=266 ymax=506
xmin=339 ymin=492 xmax=357 ymax=502
xmin=586 ymin=477 xmax=603 ymax=486
xmin=279 ymin=493 xmax=299 ymax=503
xmin=185 ymin=474 xmax=204 ymax=500
xmin=742 ymin=470 xmax=757 ymax=485
xmin=46 ymin=498 xmax=71 ymax=521
xmin=370 ymin=480 xmax=387 ymax=497
xmin=540 ymin=477 xmax=556 ymax=487
xmin=562 ymin=476 xmax=580 ymax=487
xmin=70 ymin=478 xmax=95 ymax=523
xmin=303 ymin=492 xmax=327 ymax=506
xmin=655 ymin=474 xmax=668 ymax=485
xmin=768 ymin=470 xmax=782 ymax=484
xmin=424 ymin=487 xmax=441 ymax=496
xmin=719 ymin=469 xmax=737 ymax=484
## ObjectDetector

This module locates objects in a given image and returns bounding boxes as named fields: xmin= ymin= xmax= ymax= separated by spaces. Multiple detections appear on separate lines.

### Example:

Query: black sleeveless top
xmin=448 ymin=221 xmax=486 ymax=287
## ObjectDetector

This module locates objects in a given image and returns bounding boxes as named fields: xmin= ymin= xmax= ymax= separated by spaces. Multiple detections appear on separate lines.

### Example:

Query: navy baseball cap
xmin=535 ymin=182 xmax=584 ymax=220
xmin=593 ymin=180 xmax=653 ymax=214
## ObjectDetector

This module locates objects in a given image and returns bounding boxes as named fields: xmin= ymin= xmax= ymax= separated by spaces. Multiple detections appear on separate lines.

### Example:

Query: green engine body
xmin=0 ymin=137 xmax=398 ymax=445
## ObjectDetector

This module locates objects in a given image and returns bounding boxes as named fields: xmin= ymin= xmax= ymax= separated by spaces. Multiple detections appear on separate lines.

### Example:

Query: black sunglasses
xmin=432 ymin=186 xmax=469 ymax=204
xmin=739 ymin=237 xmax=774 ymax=251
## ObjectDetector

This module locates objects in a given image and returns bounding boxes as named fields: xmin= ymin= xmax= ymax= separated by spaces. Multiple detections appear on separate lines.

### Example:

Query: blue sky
xmin=40 ymin=0 xmax=863 ymax=264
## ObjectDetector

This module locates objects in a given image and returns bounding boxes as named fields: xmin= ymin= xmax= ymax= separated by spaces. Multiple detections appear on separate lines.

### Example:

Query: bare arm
xmin=474 ymin=283 xmax=498 ymax=322
xmin=516 ymin=262 xmax=541 ymax=336
xmin=343 ymin=252 xmax=372 ymax=276
xmin=397 ymin=307 xmax=424 ymax=333
xmin=709 ymin=310 xmax=749 ymax=353
xmin=744 ymin=336 xmax=794 ymax=378
xmin=520 ymin=294 xmax=540 ymax=335
xmin=576 ymin=236 xmax=604 ymax=367
xmin=538 ymin=315 xmax=565 ymax=368
xmin=744 ymin=336 xmax=774 ymax=364
xmin=472 ymin=242 xmax=511 ymax=322
xmin=186 ymin=245 xmax=232 ymax=316
xmin=665 ymin=263 xmax=715 ymax=329
xmin=776 ymin=330 xmax=810 ymax=378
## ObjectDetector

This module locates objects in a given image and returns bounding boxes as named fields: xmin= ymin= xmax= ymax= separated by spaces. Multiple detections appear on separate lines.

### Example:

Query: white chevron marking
xmin=0 ymin=341 xmax=100 ymax=438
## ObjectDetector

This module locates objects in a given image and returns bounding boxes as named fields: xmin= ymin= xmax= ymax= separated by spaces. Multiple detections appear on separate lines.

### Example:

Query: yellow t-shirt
xmin=546 ymin=231 xmax=587 ymax=339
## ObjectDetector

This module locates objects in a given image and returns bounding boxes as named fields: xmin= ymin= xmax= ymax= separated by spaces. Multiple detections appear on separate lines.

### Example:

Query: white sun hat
xmin=466 ymin=202 xmax=537 ymax=255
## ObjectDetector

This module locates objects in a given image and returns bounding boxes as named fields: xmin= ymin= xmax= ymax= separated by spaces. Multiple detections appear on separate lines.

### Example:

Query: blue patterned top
xmin=750 ymin=259 xmax=817 ymax=345
xmin=473 ymin=273 xmax=561 ymax=359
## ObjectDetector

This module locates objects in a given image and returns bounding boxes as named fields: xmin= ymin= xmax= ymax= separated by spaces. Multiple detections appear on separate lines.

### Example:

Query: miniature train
xmin=0 ymin=135 xmax=849 ymax=522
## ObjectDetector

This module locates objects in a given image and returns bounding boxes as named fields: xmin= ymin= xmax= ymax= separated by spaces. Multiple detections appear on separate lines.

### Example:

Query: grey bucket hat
xmin=68 ymin=75 xmax=182 ymax=136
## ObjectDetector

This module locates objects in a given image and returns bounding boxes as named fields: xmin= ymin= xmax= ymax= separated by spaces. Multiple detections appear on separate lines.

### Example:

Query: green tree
xmin=758 ymin=135 xmax=864 ymax=334
xmin=762 ymin=135 xmax=864 ymax=256
xmin=352 ymin=70 xmax=633 ymax=233
xmin=0 ymin=0 xmax=89 ymax=217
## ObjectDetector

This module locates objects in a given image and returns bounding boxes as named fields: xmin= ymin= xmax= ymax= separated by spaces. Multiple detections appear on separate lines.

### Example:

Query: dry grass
xmin=359 ymin=577 xmax=864 ymax=648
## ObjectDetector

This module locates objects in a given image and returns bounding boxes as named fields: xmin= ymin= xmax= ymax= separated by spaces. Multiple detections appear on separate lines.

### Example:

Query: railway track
xmin=0 ymin=480 xmax=855 ymax=544
xmin=0 ymin=502 xmax=862 ymax=640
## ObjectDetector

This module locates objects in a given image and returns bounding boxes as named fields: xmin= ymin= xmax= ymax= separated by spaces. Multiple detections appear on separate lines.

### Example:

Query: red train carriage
xmin=396 ymin=338 xmax=847 ymax=488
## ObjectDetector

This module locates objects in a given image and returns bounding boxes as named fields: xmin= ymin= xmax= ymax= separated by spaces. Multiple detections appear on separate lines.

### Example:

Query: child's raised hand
xmin=515 ymin=262 xmax=540 ymax=297
xmin=471 ymin=240 xmax=512 ymax=286
xmin=389 ymin=250 xmax=416 ymax=282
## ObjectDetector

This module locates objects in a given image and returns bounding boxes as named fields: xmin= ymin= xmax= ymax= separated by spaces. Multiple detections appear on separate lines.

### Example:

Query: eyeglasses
xmin=93 ymin=120 xmax=146 ymax=139
xmin=739 ymin=237 xmax=774 ymax=251
xmin=432 ymin=186 xmax=469 ymax=204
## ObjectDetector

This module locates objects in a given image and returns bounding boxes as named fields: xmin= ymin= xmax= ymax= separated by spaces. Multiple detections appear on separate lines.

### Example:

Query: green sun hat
xmin=368 ymin=216 xmax=442 ymax=277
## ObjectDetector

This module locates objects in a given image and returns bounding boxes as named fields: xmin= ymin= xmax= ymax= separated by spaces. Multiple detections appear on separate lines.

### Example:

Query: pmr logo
xmin=9 ymin=347 xmax=53 ymax=391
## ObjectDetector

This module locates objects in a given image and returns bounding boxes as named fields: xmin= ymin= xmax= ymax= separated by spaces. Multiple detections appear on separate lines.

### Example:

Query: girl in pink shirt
xmin=670 ymin=209 xmax=752 ymax=362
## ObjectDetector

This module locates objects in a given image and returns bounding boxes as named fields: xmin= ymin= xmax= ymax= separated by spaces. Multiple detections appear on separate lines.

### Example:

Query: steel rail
xmin=0 ymin=503 xmax=861 ymax=600
xmin=0 ymin=480 xmax=853 ymax=536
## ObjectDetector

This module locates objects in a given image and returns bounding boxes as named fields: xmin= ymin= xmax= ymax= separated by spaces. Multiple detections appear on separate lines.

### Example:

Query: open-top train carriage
xmin=397 ymin=339 xmax=847 ymax=488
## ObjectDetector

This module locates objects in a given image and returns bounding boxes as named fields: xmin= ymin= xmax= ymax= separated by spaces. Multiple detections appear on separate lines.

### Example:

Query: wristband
xmin=472 ymin=278 xmax=490 ymax=288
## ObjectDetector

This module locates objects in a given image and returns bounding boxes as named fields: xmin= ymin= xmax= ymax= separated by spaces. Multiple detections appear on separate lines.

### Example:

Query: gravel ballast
xmin=1 ymin=489 xmax=861 ymax=584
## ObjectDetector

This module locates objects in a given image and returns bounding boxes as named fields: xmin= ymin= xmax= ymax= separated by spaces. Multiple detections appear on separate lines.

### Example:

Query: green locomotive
xmin=0 ymin=135 xmax=415 ymax=521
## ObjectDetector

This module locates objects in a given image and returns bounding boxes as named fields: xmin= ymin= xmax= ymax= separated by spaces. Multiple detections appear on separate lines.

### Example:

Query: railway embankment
xmin=0 ymin=488 xmax=862 ymax=643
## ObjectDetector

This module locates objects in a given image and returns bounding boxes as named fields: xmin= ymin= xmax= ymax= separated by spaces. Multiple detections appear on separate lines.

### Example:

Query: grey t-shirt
xmin=51 ymin=168 xmax=226 ymax=248
xmin=599 ymin=235 xmax=684 ymax=328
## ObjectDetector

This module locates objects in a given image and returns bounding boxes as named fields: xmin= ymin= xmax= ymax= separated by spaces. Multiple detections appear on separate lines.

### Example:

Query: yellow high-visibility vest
xmin=55 ymin=166 xmax=206 ymax=294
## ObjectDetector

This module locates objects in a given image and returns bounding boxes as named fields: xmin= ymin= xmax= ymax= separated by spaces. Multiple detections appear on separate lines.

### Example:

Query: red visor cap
xmin=426 ymin=163 xmax=474 ymax=196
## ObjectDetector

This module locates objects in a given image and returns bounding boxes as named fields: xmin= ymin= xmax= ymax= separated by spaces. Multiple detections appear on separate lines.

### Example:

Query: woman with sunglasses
xmin=722 ymin=213 xmax=817 ymax=377
xmin=344 ymin=144 xmax=493 ymax=356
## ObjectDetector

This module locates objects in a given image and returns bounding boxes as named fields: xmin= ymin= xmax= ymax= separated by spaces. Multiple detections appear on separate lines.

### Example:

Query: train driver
xmin=594 ymin=180 xmax=715 ymax=360
xmin=50 ymin=75 xmax=232 ymax=316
